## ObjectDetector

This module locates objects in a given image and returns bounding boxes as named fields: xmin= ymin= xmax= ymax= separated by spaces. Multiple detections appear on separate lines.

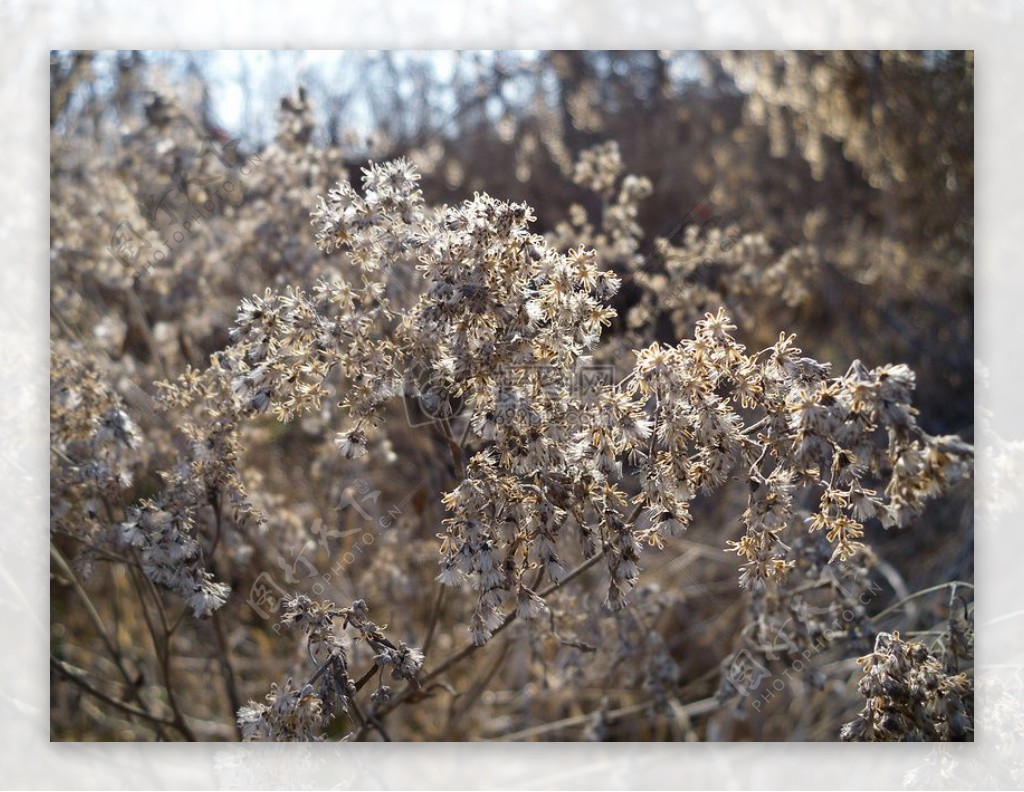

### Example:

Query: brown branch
xmin=51 ymin=657 xmax=177 ymax=733
xmin=213 ymin=612 xmax=243 ymax=740
xmin=50 ymin=545 xmax=139 ymax=696
xmin=421 ymin=583 xmax=446 ymax=658
xmin=343 ymin=503 xmax=643 ymax=739
xmin=439 ymin=417 xmax=465 ymax=480
xmin=417 ymin=545 xmax=609 ymax=692
xmin=128 ymin=564 xmax=197 ymax=741
xmin=491 ymin=696 xmax=719 ymax=742
xmin=372 ymin=536 xmax=625 ymax=730
xmin=447 ymin=637 xmax=513 ymax=732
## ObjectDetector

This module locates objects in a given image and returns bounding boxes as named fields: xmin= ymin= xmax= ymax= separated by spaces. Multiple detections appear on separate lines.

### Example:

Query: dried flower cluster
xmin=221 ymin=162 xmax=970 ymax=739
xmin=238 ymin=596 xmax=423 ymax=741
xmin=841 ymin=630 xmax=973 ymax=741
xmin=550 ymin=141 xmax=653 ymax=274
xmin=51 ymin=340 xmax=143 ymax=565
xmin=50 ymin=52 xmax=972 ymax=743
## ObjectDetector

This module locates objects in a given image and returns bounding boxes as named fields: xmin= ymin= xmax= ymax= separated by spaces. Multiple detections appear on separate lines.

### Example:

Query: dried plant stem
xmin=50 ymin=545 xmax=137 ymax=694
xmin=124 ymin=285 xmax=168 ymax=381
xmin=873 ymin=580 xmax=974 ymax=624
xmin=351 ymin=663 xmax=377 ymax=692
xmin=387 ymin=504 xmax=642 ymax=717
xmin=362 ymin=499 xmax=647 ymax=733
xmin=206 ymin=489 xmax=242 ymax=737
xmin=365 ymin=710 xmax=392 ymax=742
xmin=51 ymin=544 xmax=177 ymax=739
xmin=57 ymin=531 xmax=141 ymax=569
xmin=129 ymin=563 xmax=197 ymax=741
xmin=447 ymin=636 xmax=513 ymax=732
xmin=370 ymin=505 xmax=642 ymax=732
xmin=440 ymin=417 xmax=465 ymax=481
xmin=421 ymin=583 xmax=446 ymax=657
xmin=421 ymin=546 xmax=608 ymax=691
xmin=213 ymin=612 xmax=243 ymax=740
xmin=209 ymin=490 xmax=224 ymax=557
xmin=415 ymin=418 xmax=458 ymax=676
xmin=351 ymin=695 xmax=392 ymax=742
xmin=50 ymin=657 xmax=178 ymax=732
xmin=492 ymin=696 xmax=719 ymax=741
xmin=874 ymin=556 xmax=917 ymax=623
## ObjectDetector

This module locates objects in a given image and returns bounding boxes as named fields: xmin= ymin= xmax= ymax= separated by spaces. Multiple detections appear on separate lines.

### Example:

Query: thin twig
xmin=365 ymin=711 xmax=393 ymax=742
xmin=124 ymin=285 xmax=169 ymax=381
xmin=421 ymin=583 xmax=446 ymax=658
xmin=873 ymin=580 xmax=974 ymax=624
xmin=213 ymin=612 xmax=243 ymax=740
xmin=206 ymin=490 xmax=242 ymax=737
xmin=439 ymin=417 xmax=465 ymax=481
xmin=128 ymin=563 xmax=197 ymax=741
xmin=54 ymin=531 xmax=142 ymax=569
xmin=51 ymin=657 xmax=178 ymax=732
xmin=352 ymin=663 xmax=378 ymax=693
xmin=447 ymin=637 xmax=513 ymax=732
xmin=375 ymin=503 xmax=642 ymax=727
xmin=423 ymin=546 xmax=609 ymax=689
xmin=209 ymin=489 xmax=224 ymax=558
xmin=491 ymin=696 xmax=719 ymax=741
xmin=50 ymin=545 xmax=137 ymax=693
xmin=374 ymin=542 xmax=620 ymax=729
